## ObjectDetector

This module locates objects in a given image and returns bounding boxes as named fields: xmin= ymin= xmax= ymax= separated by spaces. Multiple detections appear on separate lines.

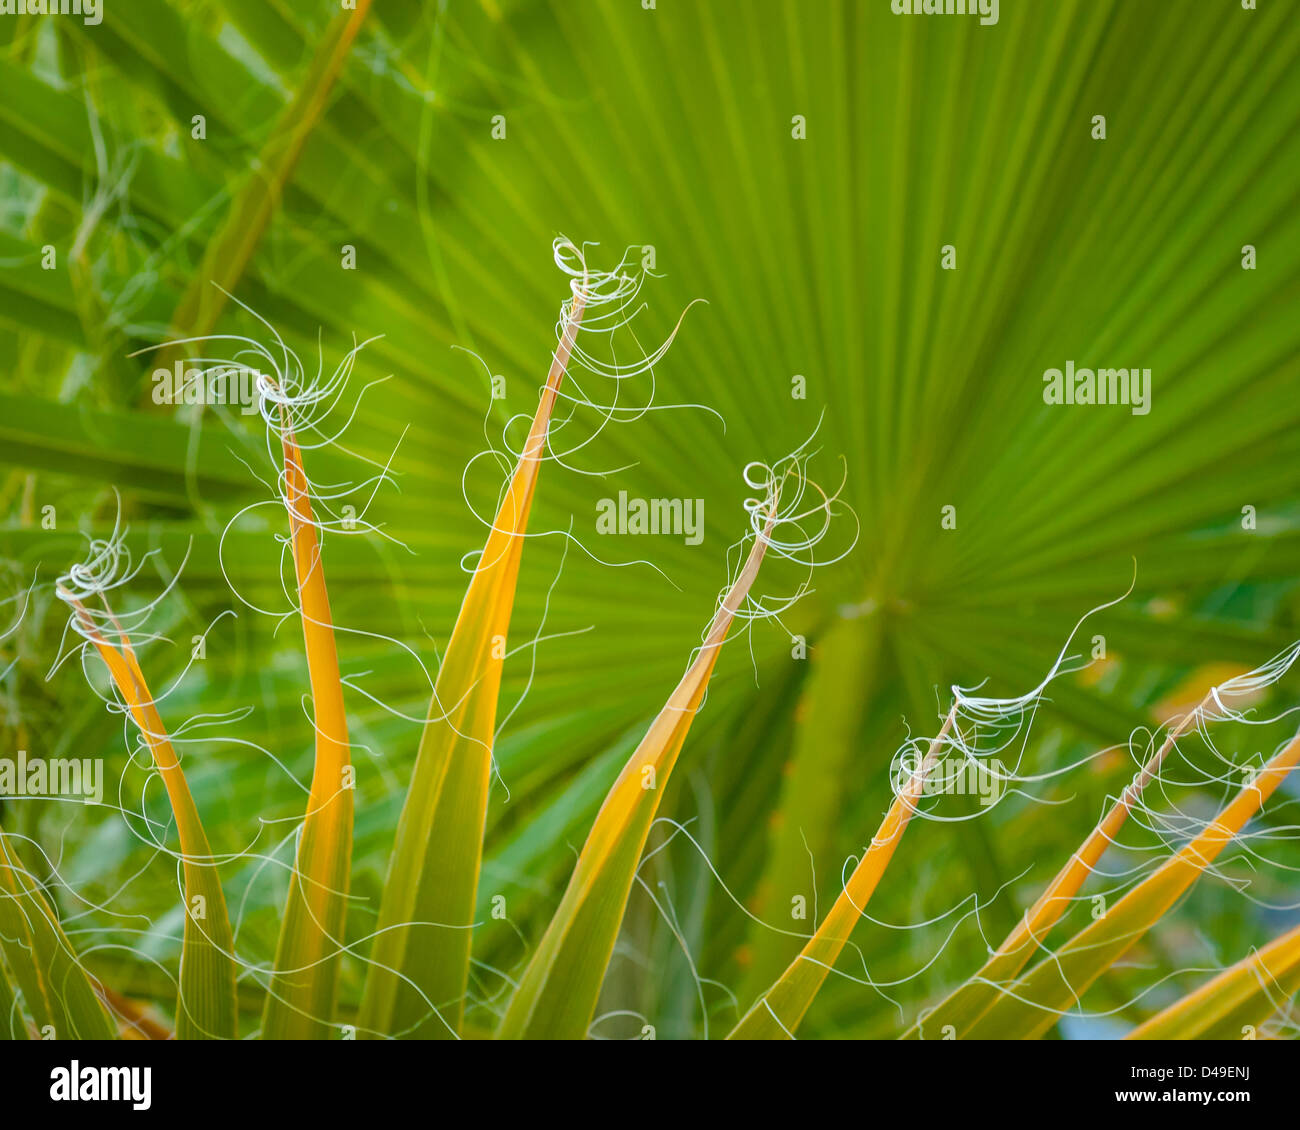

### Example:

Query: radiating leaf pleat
xmin=154 ymin=1 xmax=373 ymax=380
xmin=0 ymin=391 xmax=262 ymax=503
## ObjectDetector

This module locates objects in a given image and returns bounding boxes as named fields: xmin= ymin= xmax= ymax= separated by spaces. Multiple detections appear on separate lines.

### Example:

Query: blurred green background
xmin=1 ymin=0 xmax=1299 ymax=1037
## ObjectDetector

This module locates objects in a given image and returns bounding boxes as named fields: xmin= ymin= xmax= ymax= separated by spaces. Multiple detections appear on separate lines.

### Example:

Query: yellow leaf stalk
xmin=359 ymin=243 xmax=592 ymax=1039
xmin=910 ymin=642 xmax=1300 ymax=1039
xmin=260 ymin=405 xmax=355 ymax=1040
xmin=501 ymin=440 xmax=852 ymax=1039
xmin=56 ymin=539 xmax=238 ymax=1040
xmin=968 ymin=726 xmax=1300 ymax=1039
xmin=1127 ymin=919 xmax=1300 ymax=1040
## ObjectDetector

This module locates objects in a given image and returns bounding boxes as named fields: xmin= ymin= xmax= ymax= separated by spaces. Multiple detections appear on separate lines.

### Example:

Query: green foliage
xmin=1 ymin=1 xmax=1298 ymax=1041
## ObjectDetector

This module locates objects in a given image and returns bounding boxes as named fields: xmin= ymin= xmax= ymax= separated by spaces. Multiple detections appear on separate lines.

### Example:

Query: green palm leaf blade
xmin=0 ymin=945 xmax=27 ymax=1039
xmin=0 ymin=828 xmax=116 ymax=1040
xmin=739 ymin=615 xmax=878 ymax=1006
xmin=2 ymin=0 xmax=1300 ymax=1043
xmin=155 ymin=1 xmax=373 ymax=379
xmin=0 ymin=392 xmax=262 ymax=504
